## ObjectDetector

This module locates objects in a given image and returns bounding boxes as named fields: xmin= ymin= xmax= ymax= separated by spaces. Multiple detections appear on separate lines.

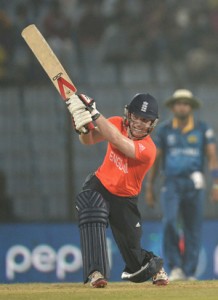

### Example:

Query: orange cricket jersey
xmin=95 ymin=116 xmax=156 ymax=197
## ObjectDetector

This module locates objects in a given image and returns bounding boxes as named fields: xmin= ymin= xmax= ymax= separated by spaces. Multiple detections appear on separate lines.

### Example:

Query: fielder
xmin=145 ymin=89 xmax=218 ymax=281
xmin=67 ymin=92 xmax=169 ymax=287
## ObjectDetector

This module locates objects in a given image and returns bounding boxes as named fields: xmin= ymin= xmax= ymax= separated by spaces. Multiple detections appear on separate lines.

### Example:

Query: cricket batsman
xmin=67 ymin=92 xmax=169 ymax=287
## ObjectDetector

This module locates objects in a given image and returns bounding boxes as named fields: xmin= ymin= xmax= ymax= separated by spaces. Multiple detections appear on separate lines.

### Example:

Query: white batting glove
xmin=73 ymin=109 xmax=92 ymax=131
xmin=78 ymin=94 xmax=101 ymax=121
xmin=90 ymin=102 xmax=100 ymax=121
xmin=66 ymin=94 xmax=86 ymax=116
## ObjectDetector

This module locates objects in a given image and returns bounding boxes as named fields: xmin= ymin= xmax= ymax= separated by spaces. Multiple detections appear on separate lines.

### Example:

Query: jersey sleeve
xmin=107 ymin=116 xmax=122 ymax=124
xmin=203 ymin=123 xmax=216 ymax=144
xmin=134 ymin=138 xmax=156 ymax=163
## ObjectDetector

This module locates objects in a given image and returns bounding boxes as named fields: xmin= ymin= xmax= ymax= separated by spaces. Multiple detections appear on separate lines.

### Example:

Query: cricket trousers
xmin=81 ymin=173 xmax=154 ymax=274
xmin=160 ymin=176 xmax=205 ymax=277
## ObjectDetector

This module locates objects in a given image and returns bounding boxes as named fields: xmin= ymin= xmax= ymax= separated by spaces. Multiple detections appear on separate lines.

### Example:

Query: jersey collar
xmin=172 ymin=115 xmax=194 ymax=133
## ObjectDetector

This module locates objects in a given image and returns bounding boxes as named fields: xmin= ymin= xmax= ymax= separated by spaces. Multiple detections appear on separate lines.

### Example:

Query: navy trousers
xmin=160 ymin=176 xmax=204 ymax=276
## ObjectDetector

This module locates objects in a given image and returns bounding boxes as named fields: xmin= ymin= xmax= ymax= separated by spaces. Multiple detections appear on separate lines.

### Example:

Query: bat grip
xmin=87 ymin=122 xmax=95 ymax=130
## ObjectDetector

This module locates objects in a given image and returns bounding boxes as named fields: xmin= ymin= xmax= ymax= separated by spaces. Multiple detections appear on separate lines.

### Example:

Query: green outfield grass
xmin=0 ymin=281 xmax=217 ymax=300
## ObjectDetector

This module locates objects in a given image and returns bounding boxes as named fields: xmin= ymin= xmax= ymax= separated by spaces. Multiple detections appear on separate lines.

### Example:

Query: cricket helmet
xmin=128 ymin=93 xmax=159 ymax=120
xmin=124 ymin=93 xmax=159 ymax=138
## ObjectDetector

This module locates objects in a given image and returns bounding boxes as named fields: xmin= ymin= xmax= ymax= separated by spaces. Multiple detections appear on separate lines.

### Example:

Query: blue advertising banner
xmin=0 ymin=221 xmax=217 ymax=283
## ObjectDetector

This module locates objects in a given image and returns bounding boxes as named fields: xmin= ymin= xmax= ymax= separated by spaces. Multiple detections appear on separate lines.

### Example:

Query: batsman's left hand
xmin=66 ymin=94 xmax=86 ymax=115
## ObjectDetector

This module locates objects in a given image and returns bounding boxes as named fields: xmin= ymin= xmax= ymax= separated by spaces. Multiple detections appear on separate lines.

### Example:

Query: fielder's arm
xmin=145 ymin=148 xmax=162 ymax=207
xmin=206 ymin=143 xmax=218 ymax=202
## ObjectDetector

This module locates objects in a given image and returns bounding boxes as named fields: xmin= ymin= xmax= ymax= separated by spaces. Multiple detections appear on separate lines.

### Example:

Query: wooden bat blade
xmin=21 ymin=24 xmax=77 ymax=99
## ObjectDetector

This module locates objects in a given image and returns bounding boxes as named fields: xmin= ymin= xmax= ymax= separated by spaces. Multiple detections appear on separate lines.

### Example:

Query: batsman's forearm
xmin=94 ymin=115 xmax=123 ymax=146
xmin=94 ymin=114 xmax=135 ymax=158
xmin=79 ymin=132 xmax=95 ymax=144
xmin=79 ymin=126 xmax=104 ymax=145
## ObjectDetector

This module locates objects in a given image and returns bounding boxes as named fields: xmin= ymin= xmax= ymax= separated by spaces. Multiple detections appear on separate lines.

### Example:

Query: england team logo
xmin=141 ymin=101 xmax=148 ymax=112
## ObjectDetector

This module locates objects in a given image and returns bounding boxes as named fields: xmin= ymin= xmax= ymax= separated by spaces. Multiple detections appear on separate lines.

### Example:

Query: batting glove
xmin=67 ymin=94 xmax=94 ymax=134
xmin=78 ymin=94 xmax=101 ymax=121
xmin=73 ymin=108 xmax=93 ymax=131
xmin=72 ymin=117 xmax=89 ymax=135
xmin=66 ymin=94 xmax=86 ymax=115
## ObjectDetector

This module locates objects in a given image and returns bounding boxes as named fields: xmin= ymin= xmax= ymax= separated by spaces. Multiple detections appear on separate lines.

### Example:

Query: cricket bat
xmin=21 ymin=24 xmax=77 ymax=100
xmin=21 ymin=24 xmax=93 ymax=132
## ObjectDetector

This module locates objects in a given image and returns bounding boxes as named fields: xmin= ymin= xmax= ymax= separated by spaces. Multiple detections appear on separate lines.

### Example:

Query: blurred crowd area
xmin=1 ymin=0 xmax=218 ymax=222
xmin=0 ymin=0 xmax=218 ymax=87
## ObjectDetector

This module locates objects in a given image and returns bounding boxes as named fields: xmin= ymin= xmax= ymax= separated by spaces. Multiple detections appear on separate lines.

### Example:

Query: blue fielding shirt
xmin=154 ymin=118 xmax=216 ymax=177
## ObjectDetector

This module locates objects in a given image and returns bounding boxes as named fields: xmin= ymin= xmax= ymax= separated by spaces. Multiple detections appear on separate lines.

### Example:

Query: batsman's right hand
xmin=73 ymin=109 xmax=92 ymax=131
xmin=78 ymin=94 xmax=100 ymax=121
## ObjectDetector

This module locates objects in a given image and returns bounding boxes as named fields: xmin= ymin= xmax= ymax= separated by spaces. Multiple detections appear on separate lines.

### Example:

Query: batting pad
xmin=76 ymin=189 xmax=110 ymax=283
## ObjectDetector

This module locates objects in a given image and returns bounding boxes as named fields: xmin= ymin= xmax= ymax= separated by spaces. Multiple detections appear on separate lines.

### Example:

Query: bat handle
xmin=87 ymin=122 xmax=95 ymax=130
